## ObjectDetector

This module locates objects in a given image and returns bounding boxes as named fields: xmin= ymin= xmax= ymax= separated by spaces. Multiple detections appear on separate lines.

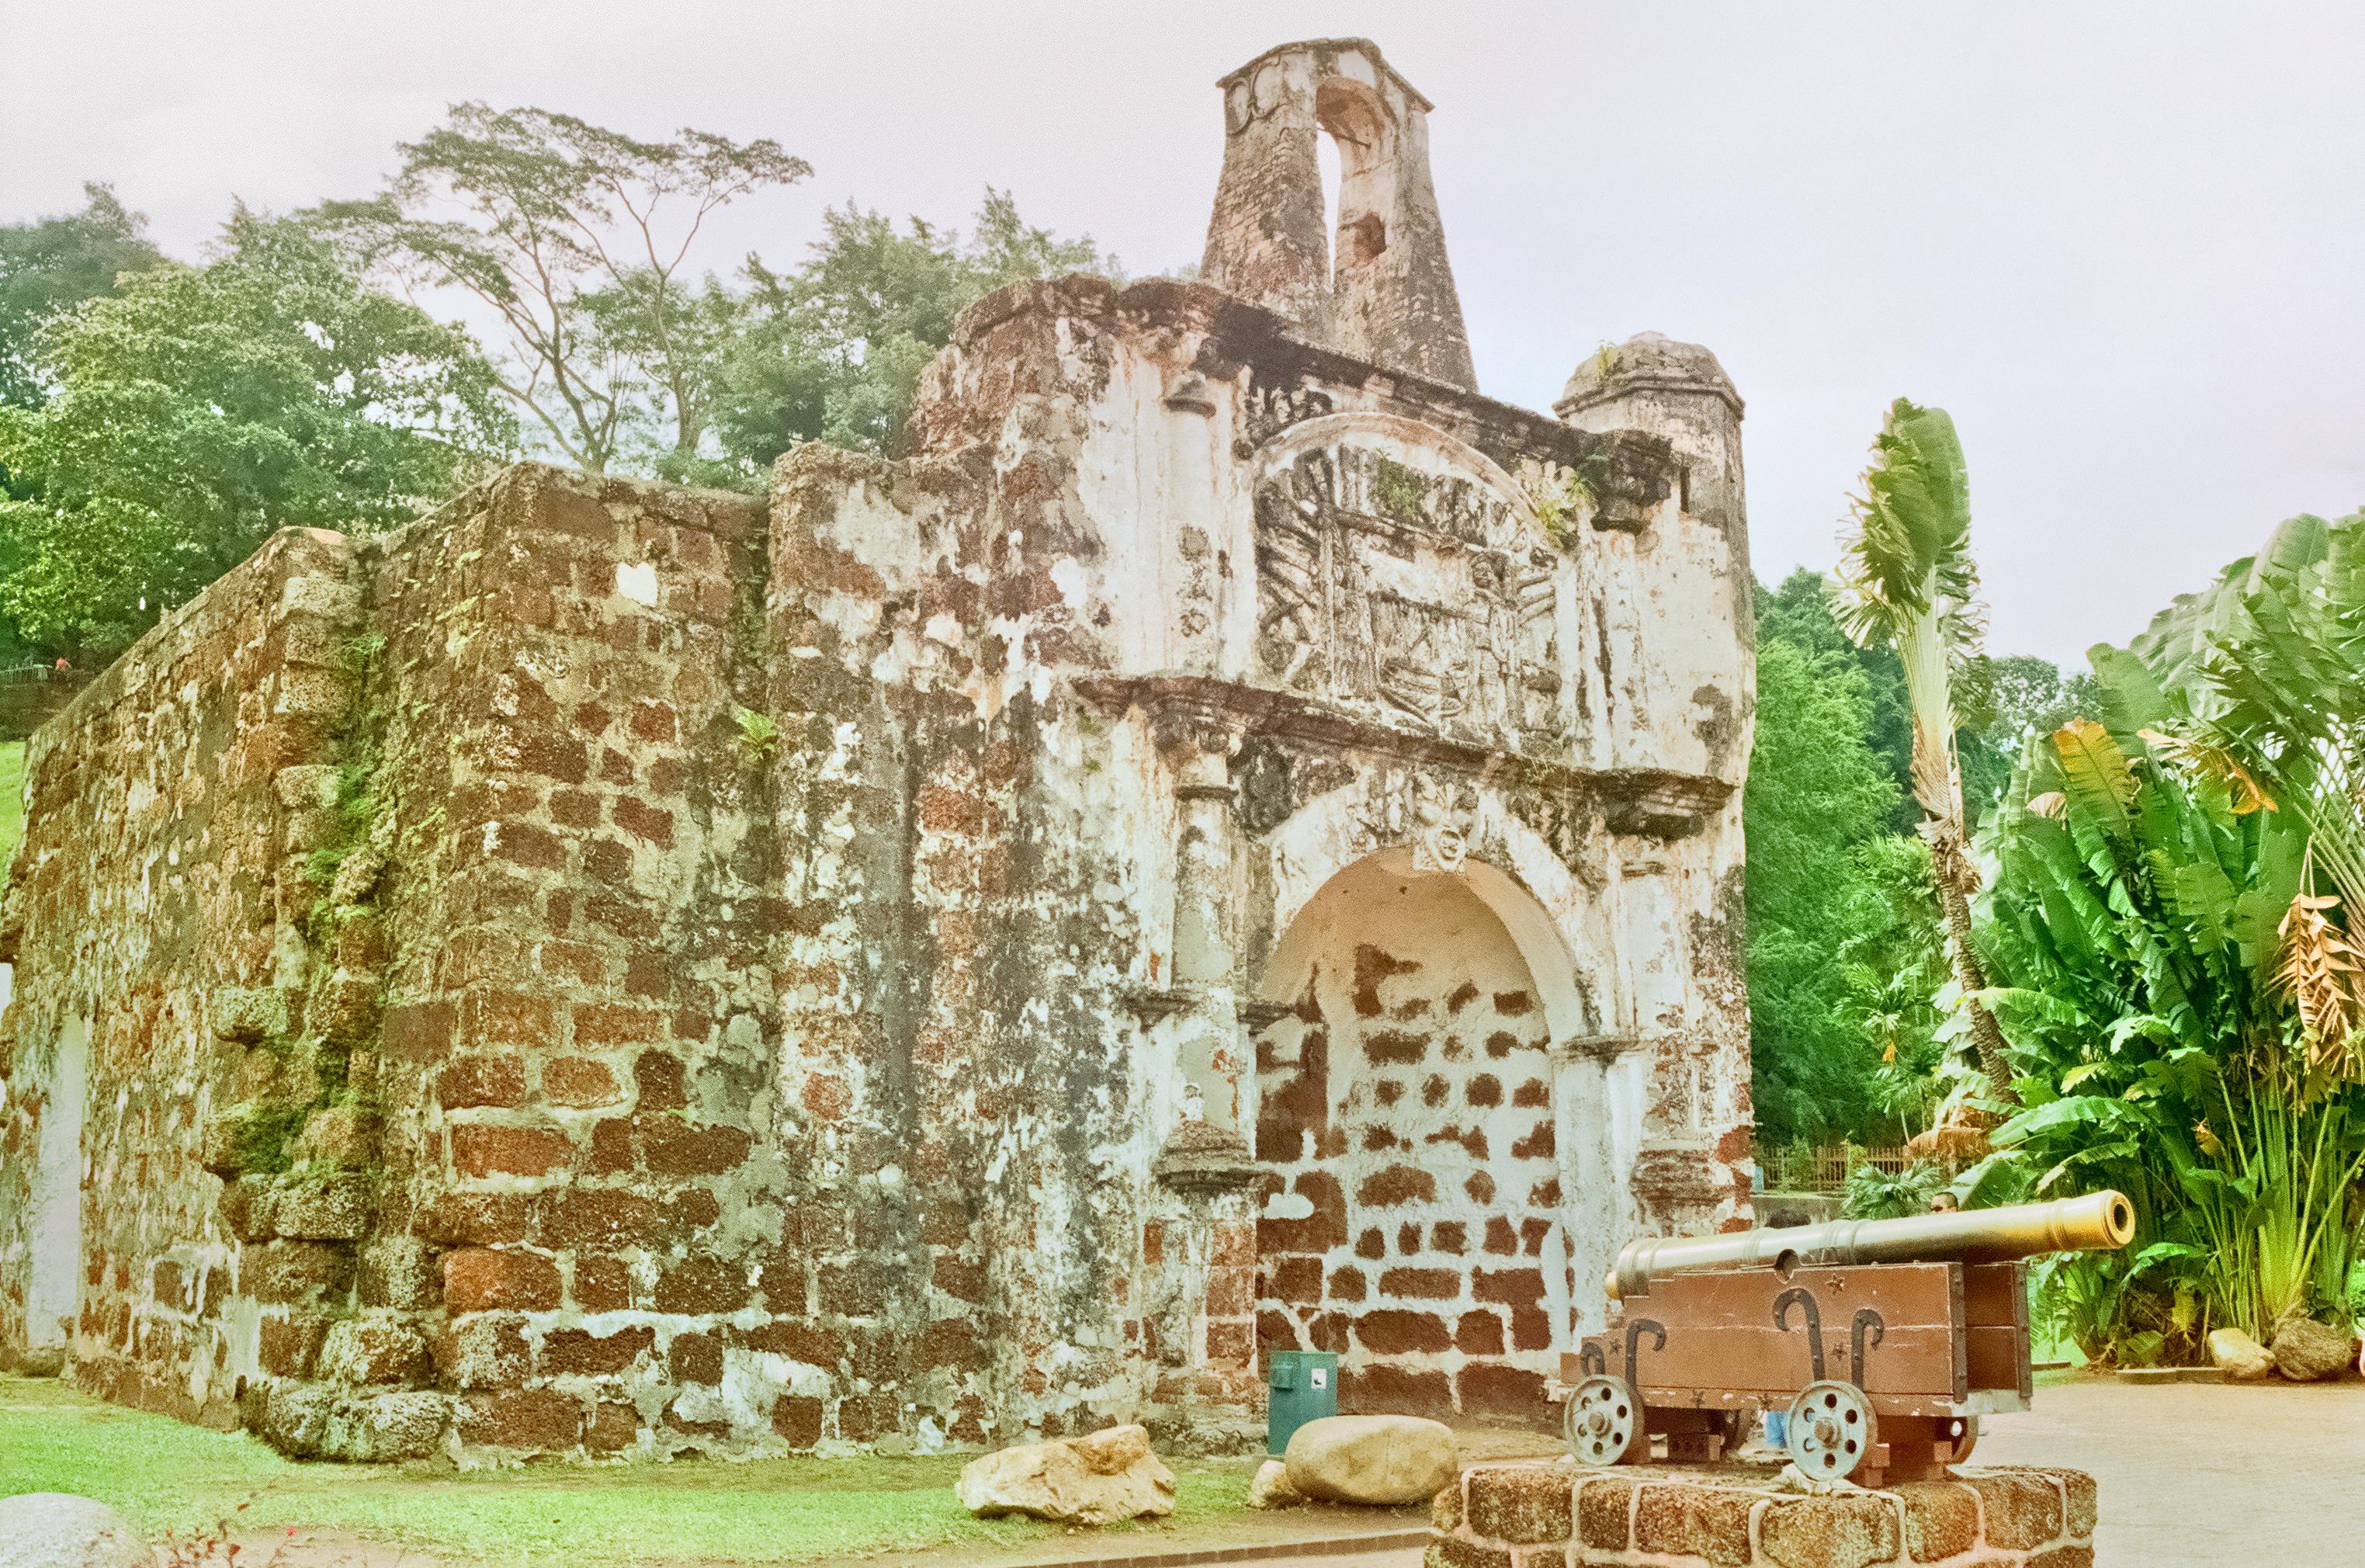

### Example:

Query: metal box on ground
xmin=1266 ymin=1349 xmax=1338 ymax=1455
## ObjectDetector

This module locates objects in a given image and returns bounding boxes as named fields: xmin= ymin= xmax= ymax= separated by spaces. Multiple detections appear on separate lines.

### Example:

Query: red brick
xmin=1355 ymin=1309 xmax=1451 ymax=1354
xmin=801 ymin=1072 xmax=851 ymax=1122
xmin=918 ymin=1317 xmax=987 ymax=1371
xmin=574 ymin=1004 xmax=669 ymax=1046
xmin=817 ymin=1262 xmax=887 ymax=1317
xmin=421 ymin=1191 xmax=536 ymax=1247
xmin=613 ymin=796 xmax=674 ymax=848
xmin=1257 ymin=1171 xmax=1346 ymax=1254
xmin=515 ymin=734 xmax=589 ymax=785
xmin=493 ymin=821 xmax=564 ymax=869
xmin=643 ymin=1117 xmax=751 ymax=1176
xmin=1347 ymin=1363 xmax=1453 ymax=1420
xmin=537 ymin=939 xmax=609 ymax=987
xmin=443 ymin=1248 xmax=561 ymax=1313
xmin=772 ymin=1396 xmax=823 ymax=1448
xmin=435 ymin=1314 xmax=529 ymax=1389
xmin=1483 ymin=1216 xmax=1520 ymax=1255
xmin=588 ymin=1117 xmax=635 ymax=1173
xmin=633 ymin=1049 xmax=688 ymax=1108
xmin=932 ymin=1258 xmax=986 ymax=1304
xmin=1265 ymin=1255 xmax=1323 ymax=1305
xmin=541 ymin=1325 xmax=655 ymax=1376
xmin=1457 ymin=1310 xmax=1506 ymax=1354
xmin=1327 ymin=1265 xmax=1368 ymax=1303
xmin=1204 ymin=1265 xmax=1254 ymax=1316
xmin=542 ymin=1056 xmax=622 ymax=1106
xmin=1356 ymin=1165 xmax=1436 ymax=1207
xmin=1381 ymin=1267 xmax=1462 ymax=1300
xmin=452 ymin=1122 xmax=574 ymax=1179
xmin=573 ymin=1254 xmax=633 ymax=1312
xmin=549 ymin=789 xmax=602 ymax=829
xmin=656 ymin=1255 xmax=750 ymax=1314
xmin=460 ymin=990 xmax=560 ymax=1049
xmin=1458 ymin=1362 xmax=1548 ymax=1420
xmin=669 ymin=1331 xmax=724 ymax=1385
xmin=629 ymin=701 xmax=678 ymax=742
xmin=1473 ymin=1267 xmax=1545 ymax=1307
xmin=462 ymin=1388 xmax=582 ymax=1450
xmin=542 ymin=1188 xmax=664 ymax=1248
xmin=737 ymin=1318 xmax=844 ymax=1365
xmin=1510 ymin=1306 xmax=1552 ymax=1351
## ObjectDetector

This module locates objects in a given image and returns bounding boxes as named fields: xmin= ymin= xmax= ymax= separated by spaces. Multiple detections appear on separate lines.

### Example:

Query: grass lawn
xmin=0 ymin=1379 xmax=1270 ymax=1566
xmin=0 ymin=738 xmax=23 ymax=869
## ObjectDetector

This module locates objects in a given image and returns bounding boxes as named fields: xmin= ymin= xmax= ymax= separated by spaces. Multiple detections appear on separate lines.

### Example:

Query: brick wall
xmin=1254 ymin=859 xmax=1561 ymax=1423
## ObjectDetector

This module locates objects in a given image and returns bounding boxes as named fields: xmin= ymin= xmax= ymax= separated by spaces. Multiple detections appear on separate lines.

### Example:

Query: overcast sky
xmin=7 ymin=2 xmax=2363 ymax=665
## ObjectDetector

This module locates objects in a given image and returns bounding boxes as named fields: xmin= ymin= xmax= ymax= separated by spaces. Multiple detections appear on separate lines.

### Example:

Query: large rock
xmin=0 ymin=1494 xmax=146 ymax=1568
xmin=2270 ymin=1316 xmax=2359 ymax=1382
xmin=2207 ymin=1327 xmax=2275 ymax=1382
xmin=1283 ymin=1414 xmax=1458 ymax=1505
xmin=955 ymin=1424 xmax=1175 ymax=1525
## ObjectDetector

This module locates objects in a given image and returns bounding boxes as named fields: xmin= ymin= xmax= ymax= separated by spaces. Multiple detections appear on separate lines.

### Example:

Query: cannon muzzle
xmin=1607 ymin=1189 xmax=2134 ymax=1300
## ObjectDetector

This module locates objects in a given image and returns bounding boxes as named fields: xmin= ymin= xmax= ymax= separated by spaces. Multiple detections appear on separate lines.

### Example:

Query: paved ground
xmin=1976 ymin=1377 xmax=2365 ymax=1566
xmin=1220 ymin=1378 xmax=2365 ymax=1568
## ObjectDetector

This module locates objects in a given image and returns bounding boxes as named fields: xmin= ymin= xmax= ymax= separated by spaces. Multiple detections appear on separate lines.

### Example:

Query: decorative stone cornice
xmin=1153 ymin=1119 xmax=1263 ymax=1195
xmin=1074 ymin=673 xmax=1734 ymax=836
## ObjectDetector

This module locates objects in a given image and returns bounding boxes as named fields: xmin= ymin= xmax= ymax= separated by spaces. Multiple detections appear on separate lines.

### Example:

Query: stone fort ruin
xmin=0 ymin=39 xmax=1754 ymax=1460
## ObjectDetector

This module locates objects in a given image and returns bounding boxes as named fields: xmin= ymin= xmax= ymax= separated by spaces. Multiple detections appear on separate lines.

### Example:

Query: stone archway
xmin=1251 ymin=849 xmax=1568 ymax=1423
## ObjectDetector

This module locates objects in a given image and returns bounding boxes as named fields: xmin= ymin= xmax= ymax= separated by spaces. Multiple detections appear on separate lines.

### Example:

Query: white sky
xmin=6 ymin=1 xmax=2363 ymax=666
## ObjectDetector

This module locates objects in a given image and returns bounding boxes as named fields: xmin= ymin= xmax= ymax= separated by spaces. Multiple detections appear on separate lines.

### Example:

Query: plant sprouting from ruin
xmin=733 ymin=706 xmax=782 ymax=765
xmin=1519 ymin=460 xmax=1595 ymax=548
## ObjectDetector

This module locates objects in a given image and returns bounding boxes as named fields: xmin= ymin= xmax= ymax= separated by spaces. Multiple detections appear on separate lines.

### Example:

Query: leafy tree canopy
xmin=0 ymin=184 xmax=165 ymax=410
xmin=0 ymin=210 xmax=513 ymax=653
xmin=708 ymin=190 xmax=1120 ymax=475
xmin=320 ymin=104 xmax=810 ymax=475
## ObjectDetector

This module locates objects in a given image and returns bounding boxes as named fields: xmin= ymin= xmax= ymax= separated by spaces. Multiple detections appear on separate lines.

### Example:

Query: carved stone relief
xmin=1253 ymin=439 xmax=1569 ymax=750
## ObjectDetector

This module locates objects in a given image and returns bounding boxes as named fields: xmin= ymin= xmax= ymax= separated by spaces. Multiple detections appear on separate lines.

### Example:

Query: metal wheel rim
xmin=1784 ymin=1380 xmax=1876 ymax=1480
xmin=1944 ymin=1414 xmax=1978 ymax=1464
xmin=1566 ymin=1374 xmax=1643 ymax=1466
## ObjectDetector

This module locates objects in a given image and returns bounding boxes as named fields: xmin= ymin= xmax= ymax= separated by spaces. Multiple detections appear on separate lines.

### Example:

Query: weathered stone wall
xmin=0 ymin=38 xmax=1758 ymax=1462
xmin=0 ymin=526 xmax=368 ymax=1418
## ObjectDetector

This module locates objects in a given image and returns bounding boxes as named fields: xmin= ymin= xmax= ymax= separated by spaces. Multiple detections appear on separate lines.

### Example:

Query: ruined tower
xmin=1202 ymin=39 xmax=1476 ymax=390
xmin=0 ymin=41 xmax=1753 ymax=1460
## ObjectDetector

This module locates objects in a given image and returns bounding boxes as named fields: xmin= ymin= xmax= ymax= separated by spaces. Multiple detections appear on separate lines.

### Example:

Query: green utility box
xmin=1266 ymin=1349 xmax=1339 ymax=1454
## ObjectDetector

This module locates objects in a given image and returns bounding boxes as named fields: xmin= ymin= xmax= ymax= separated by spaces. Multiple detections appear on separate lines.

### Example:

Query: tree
xmin=0 ymin=210 xmax=513 ymax=653
xmin=1745 ymin=633 xmax=1905 ymax=1143
xmin=0 ymin=184 xmax=165 ymax=409
xmin=1832 ymin=399 xmax=2016 ymax=1098
xmin=322 ymin=105 xmax=808 ymax=474
xmin=709 ymin=190 xmax=1119 ymax=472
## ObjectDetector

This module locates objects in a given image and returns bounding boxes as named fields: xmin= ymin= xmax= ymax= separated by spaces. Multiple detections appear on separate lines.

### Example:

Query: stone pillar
xmin=1157 ymin=712 xmax=1251 ymax=1138
xmin=1139 ymin=709 xmax=1261 ymax=1449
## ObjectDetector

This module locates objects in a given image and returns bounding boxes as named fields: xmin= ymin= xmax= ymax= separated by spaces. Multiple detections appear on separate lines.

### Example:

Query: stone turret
xmin=1200 ymin=38 xmax=1476 ymax=390
xmin=1556 ymin=332 xmax=1746 ymax=545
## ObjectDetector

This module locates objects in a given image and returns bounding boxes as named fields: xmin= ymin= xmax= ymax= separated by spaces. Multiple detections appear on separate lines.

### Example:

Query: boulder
xmin=2207 ymin=1327 xmax=2275 ymax=1382
xmin=0 ymin=1494 xmax=147 ymax=1568
xmin=2270 ymin=1316 xmax=2358 ymax=1382
xmin=1283 ymin=1414 xmax=1458 ymax=1506
xmin=1247 ymin=1458 xmax=1304 ymax=1509
xmin=955 ymin=1424 xmax=1175 ymax=1525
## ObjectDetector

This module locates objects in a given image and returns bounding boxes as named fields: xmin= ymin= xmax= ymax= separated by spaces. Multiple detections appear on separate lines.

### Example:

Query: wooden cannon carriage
xmin=1563 ymin=1191 xmax=2133 ymax=1486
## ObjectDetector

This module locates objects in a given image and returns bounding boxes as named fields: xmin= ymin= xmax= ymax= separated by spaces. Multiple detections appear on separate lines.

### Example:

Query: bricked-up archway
xmin=1252 ymin=850 xmax=1566 ymax=1422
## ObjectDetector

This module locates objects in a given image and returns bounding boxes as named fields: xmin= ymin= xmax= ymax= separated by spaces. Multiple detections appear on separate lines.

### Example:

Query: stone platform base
xmin=1430 ymin=1461 xmax=2096 ymax=1567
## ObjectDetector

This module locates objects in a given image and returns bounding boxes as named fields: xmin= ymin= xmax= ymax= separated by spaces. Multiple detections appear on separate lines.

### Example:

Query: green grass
xmin=0 ymin=739 xmax=23 ymax=869
xmin=0 ymin=1379 xmax=1259 ymax=1566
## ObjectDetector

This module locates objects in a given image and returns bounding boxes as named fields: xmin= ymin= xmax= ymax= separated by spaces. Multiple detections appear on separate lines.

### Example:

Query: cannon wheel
xmin=1940 ymin=1414 xmax=1979 ymax=1464
xmin=1784 ymin=1380 xmax=1878 ymax=1482
xmin=1566 ymin=1374 xmax=1648 ymax=1466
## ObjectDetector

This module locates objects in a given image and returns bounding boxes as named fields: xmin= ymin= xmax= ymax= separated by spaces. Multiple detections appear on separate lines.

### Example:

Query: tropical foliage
xmin=1968 ymin=508 xmax=2365 ymax=1355
xmin=1832 ymin=399 xmax=2016 ymax=1098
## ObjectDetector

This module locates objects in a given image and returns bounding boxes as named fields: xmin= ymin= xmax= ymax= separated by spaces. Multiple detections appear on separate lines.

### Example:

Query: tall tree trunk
xmin=1924 ymin=820 xmax=2017 ymax=1101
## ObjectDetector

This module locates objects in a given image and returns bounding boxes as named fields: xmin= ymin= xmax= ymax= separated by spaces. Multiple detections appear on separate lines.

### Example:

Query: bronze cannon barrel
xmin=1607 ymin=1189 xmax=2134 ymax=1300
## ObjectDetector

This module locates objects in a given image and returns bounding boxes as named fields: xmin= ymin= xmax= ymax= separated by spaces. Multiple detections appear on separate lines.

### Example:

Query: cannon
xmin=1565 ymin=1191 xmax=2133 ymax=1486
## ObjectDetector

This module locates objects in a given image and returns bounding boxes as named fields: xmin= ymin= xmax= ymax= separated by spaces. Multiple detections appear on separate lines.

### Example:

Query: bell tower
xmin=1200 ymin=38 xmax=1477 ymax=390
